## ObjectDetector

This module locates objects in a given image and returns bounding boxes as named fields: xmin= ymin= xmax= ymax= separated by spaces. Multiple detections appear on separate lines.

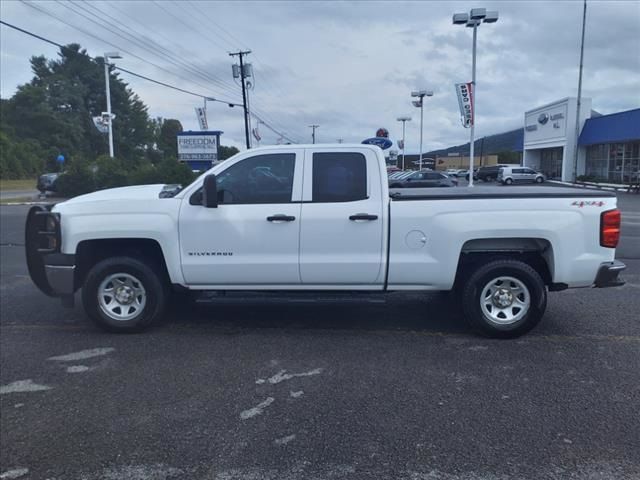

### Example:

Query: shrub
xmin=55 ymin=159 xmax=95 ymax=197
xmin=94 ymin=155 xmax=130 ymax=190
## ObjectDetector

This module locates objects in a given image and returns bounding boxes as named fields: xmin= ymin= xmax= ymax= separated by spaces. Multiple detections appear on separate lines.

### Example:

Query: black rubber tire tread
xmin=82 ymin=256 xmax=167 ymax=333
xmin=461 ymin=259 xmax=547 ymax=339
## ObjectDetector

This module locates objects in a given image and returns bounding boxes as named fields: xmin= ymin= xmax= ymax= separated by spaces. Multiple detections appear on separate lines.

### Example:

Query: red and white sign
xmin=455 ymin=82 xmax=474 ymax=128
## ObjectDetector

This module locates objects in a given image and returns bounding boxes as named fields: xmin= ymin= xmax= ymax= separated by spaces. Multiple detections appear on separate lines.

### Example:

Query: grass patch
xmin=0 ymin=196 xmax=39 ymax=205
xmin=0 ymin=179 xmax=37 ymax=191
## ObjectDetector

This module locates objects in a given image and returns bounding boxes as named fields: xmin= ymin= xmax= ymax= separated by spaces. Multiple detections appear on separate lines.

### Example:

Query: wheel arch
xmin=454 ymin=237 xmax=556 ymax=290
xmin=75 ymin=238 xmax=172 ymax=291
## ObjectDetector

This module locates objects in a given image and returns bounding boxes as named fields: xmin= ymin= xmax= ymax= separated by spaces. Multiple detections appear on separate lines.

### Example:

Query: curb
xmin=1 ymin=201 xmax=55 ymax=206
xmin=548 ymin=180 xmax=631 ymax=193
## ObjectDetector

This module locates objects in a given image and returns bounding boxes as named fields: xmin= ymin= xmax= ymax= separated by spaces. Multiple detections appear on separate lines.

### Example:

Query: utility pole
xmin=309 ymin=124 xmax=319 ymax=144
xmin=337 ymin=138 xmax=344 ymax=144
xmin=573 ymin=0 xmax=587 ymax=182
xmin=230 ymin=50 xmax=252 ymax=149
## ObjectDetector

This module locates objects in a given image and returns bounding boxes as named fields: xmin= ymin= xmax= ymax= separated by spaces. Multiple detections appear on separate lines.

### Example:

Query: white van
xmin=498 ymin=166 xmax=546 ymax=185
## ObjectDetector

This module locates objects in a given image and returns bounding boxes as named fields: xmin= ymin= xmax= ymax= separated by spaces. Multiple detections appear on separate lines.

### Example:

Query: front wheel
xmin=504 ymin=178 xmax=513 ymax=185
xmin=535 ymin=176 xmax=544 ymax=183
xmin=82 ymin=256 xmax=167 ymax=333
xmin=461 ymin=259 xmax=547 ymax=338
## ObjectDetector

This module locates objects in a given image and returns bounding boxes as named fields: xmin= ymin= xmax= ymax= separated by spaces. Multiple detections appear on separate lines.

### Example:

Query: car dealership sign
xmin=455 ymin=82 xmax=474 ymax=128
xmin=362 ymin=127 xmax=393 ymax=150
xmin=177 ymin=132 xmax=219 ymax=162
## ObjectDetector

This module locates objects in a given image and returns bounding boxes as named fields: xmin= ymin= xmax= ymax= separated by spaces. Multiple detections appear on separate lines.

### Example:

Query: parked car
xmin=389 ymin=170 xmax=457 ymax=188
xmin=37 ymin=173 xmax=60 ymax=193
xmin=445 ymin=168 xmax=463 ymax=176
xmin=455 ymin=169 xmax=468 ymax=178
xmin=26 ymin=144 xmax=624 ymax=338
xmin=475 ymin=164 xmax=515 ymax=182
xmin=498 ymin=167 xmax=546 ymax=185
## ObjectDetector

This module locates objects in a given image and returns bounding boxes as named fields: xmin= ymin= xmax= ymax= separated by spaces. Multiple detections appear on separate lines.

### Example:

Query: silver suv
xmin=498 ymin=166 xmax=545 ymax=185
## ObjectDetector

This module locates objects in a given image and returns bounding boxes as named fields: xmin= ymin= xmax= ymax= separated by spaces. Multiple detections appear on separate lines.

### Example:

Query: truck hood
xmin=60 ymin=184 xmax=167 ymax=205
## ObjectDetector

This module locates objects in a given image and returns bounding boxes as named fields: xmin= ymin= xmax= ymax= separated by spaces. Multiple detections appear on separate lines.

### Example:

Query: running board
xmin=195 ymin=291 xmax=388 ymax=304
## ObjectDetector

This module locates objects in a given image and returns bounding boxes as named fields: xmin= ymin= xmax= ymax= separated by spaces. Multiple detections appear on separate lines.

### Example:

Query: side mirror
xmin=202 ymin=174 xmax=218 ymax=208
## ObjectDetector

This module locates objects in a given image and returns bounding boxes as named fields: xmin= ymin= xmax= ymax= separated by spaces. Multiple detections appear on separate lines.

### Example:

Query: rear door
xmin=299 ymin=148 xmax=385 ymax=286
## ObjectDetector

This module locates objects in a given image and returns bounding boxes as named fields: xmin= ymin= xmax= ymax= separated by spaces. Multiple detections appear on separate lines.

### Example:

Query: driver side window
xmin=193 ymin=153 xmax=296 ymax=205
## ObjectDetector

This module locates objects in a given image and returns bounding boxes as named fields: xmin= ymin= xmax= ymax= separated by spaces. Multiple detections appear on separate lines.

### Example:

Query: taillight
xmin=600 ymin=209 xmax=621 ymax=248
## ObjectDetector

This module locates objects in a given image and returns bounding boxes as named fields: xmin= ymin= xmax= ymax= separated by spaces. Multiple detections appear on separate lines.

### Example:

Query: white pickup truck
xmin=26 ymin=144 xmax=625 ymax=338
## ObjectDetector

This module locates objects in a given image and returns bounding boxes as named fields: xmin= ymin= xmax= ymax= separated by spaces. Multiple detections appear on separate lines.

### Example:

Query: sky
xmin=1 ymin=0 xmax=639 ymax=153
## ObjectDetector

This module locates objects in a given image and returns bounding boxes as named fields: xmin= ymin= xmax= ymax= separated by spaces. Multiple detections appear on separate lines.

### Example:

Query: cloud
xmin=1 ymin=0 xmax=638 ymax=152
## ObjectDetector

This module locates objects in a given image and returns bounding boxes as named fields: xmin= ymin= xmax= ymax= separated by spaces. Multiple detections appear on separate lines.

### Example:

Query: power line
xmin=53 ymin=0 xmax=241 ymax=100
xmin=74 ymin=0 xmax=239 ymax=99
xmin=18 ymin=0 xmax=237 ymax=102
xmin=0 ymin=18 xmax=298 ymax=144
xmin=157 ymin=0 xmax=305 ymax=142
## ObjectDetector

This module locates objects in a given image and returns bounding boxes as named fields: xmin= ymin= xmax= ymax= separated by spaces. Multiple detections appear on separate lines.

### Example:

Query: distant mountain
xmin=426 ymin=128 xmax=524 ymax=157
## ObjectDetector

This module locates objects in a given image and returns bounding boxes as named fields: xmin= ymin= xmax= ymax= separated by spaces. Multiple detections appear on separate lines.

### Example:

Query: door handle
xmin=349 ymin=213 xmax=378 ymax=221
xmin=267 ymin=214 xmax=296 ymax=222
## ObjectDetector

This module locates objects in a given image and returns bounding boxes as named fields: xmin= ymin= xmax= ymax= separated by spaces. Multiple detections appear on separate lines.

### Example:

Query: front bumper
xmin=25 ymin=206 xmax=76 ymax=298
xmin=594 ymin=260 xmax=626 ymax=288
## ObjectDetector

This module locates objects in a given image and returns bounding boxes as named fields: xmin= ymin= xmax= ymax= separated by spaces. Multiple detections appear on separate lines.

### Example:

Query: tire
xmin=82 ymin=256 xmax=167 ymax=333
xmin=535 ymin=176 xmax=544 ymax=183
xmin=461 ymin=259 xmax=547 ymax=338
xmin=505 ymin=178 xmax=513 ymax=185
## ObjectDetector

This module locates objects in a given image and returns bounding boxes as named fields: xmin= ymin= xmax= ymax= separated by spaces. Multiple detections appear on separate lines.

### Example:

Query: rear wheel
xmin=82 ymin=256 xmax=167 ymax=333
xmin=461 ymin=259 xmax=547 ymax=338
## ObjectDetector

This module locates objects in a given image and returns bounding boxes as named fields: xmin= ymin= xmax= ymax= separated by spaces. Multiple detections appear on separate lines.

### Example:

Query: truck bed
xmin=389 ymin=186 xmax=616 ymax=200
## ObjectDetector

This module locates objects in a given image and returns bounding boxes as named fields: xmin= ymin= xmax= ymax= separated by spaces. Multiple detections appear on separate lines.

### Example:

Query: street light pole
xmin=411 ymin=91 xmax=433 ymax=170
xmin=396 ymin=116 xmax=411 ymax=170
xmin=103 ymin=51 xmax=121 ymax=158
xmin=469 ymin=23 xmax=477 ymax=187
xmin=453 ymin=8 xmax=498 ymax=187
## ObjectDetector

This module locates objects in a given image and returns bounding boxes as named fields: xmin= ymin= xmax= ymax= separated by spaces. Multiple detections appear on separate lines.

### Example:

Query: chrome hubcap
xmin=98 ymin=273 xmax=146 ymax=321
xmin=480 ymin=276 xmax=530 ymax=325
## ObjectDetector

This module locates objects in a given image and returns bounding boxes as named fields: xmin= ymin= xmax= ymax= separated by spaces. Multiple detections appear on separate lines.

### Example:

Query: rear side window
xmin=312 ymin=152 xmax=367 ymax=202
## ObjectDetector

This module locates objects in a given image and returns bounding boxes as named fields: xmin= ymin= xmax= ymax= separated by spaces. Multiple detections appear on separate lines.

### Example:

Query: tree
xmin=1 ymin=43 xmax=154 ymax=177
xmin=157 ymin=119 xmax=183 ymax=160
xmin=218 ymin=145 xmax=240 ymax=161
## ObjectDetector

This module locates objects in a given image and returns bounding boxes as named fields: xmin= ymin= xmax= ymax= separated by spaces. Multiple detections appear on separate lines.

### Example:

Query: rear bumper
xmin=594 ymin=260 xmax=626 ymax=288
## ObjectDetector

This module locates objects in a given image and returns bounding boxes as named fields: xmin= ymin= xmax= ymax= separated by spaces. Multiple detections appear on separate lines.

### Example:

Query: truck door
xmin=179 ymin=150 xmax=303 ymax=285
xmin=299 ymin=149 xmax=385 ymax=286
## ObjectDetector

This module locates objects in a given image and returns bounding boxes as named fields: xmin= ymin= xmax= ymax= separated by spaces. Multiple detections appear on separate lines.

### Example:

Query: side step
xmin=195 ymin=291 xmax=388 ymax=305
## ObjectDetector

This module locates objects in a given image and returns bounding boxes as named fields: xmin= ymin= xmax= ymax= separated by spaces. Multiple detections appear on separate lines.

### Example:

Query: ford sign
xmin=362 ymin=137 xmax=393 ymax=150
xmin=538 ymin=113 xmax=550 ymax=125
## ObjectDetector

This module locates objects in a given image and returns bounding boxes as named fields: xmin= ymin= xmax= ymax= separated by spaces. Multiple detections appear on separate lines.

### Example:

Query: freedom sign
xmin=455 ymin=82 xmax=474 ymax=128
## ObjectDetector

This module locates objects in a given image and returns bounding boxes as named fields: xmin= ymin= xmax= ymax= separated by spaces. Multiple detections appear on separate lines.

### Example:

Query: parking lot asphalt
xmin=1 ymin=189 xmax=639 ymax=480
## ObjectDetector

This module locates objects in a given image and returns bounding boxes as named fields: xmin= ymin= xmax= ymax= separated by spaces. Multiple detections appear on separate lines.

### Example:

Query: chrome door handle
xmin=349 ymin=213 xmax=378 ymax=221
xmin=267 ymin=214 xmax=295 ymax=222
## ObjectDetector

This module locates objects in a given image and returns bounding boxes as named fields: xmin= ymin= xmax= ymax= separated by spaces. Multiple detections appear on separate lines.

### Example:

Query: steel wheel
xmin=479 ymin=276 xmax=530 ymax=325
xmin=98 ymin=273 xmax=147 ymax=321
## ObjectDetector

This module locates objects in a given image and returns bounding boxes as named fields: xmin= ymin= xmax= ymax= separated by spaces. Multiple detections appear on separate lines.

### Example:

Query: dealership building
xmin=523 ymin=98 xmax=640 ymax=182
